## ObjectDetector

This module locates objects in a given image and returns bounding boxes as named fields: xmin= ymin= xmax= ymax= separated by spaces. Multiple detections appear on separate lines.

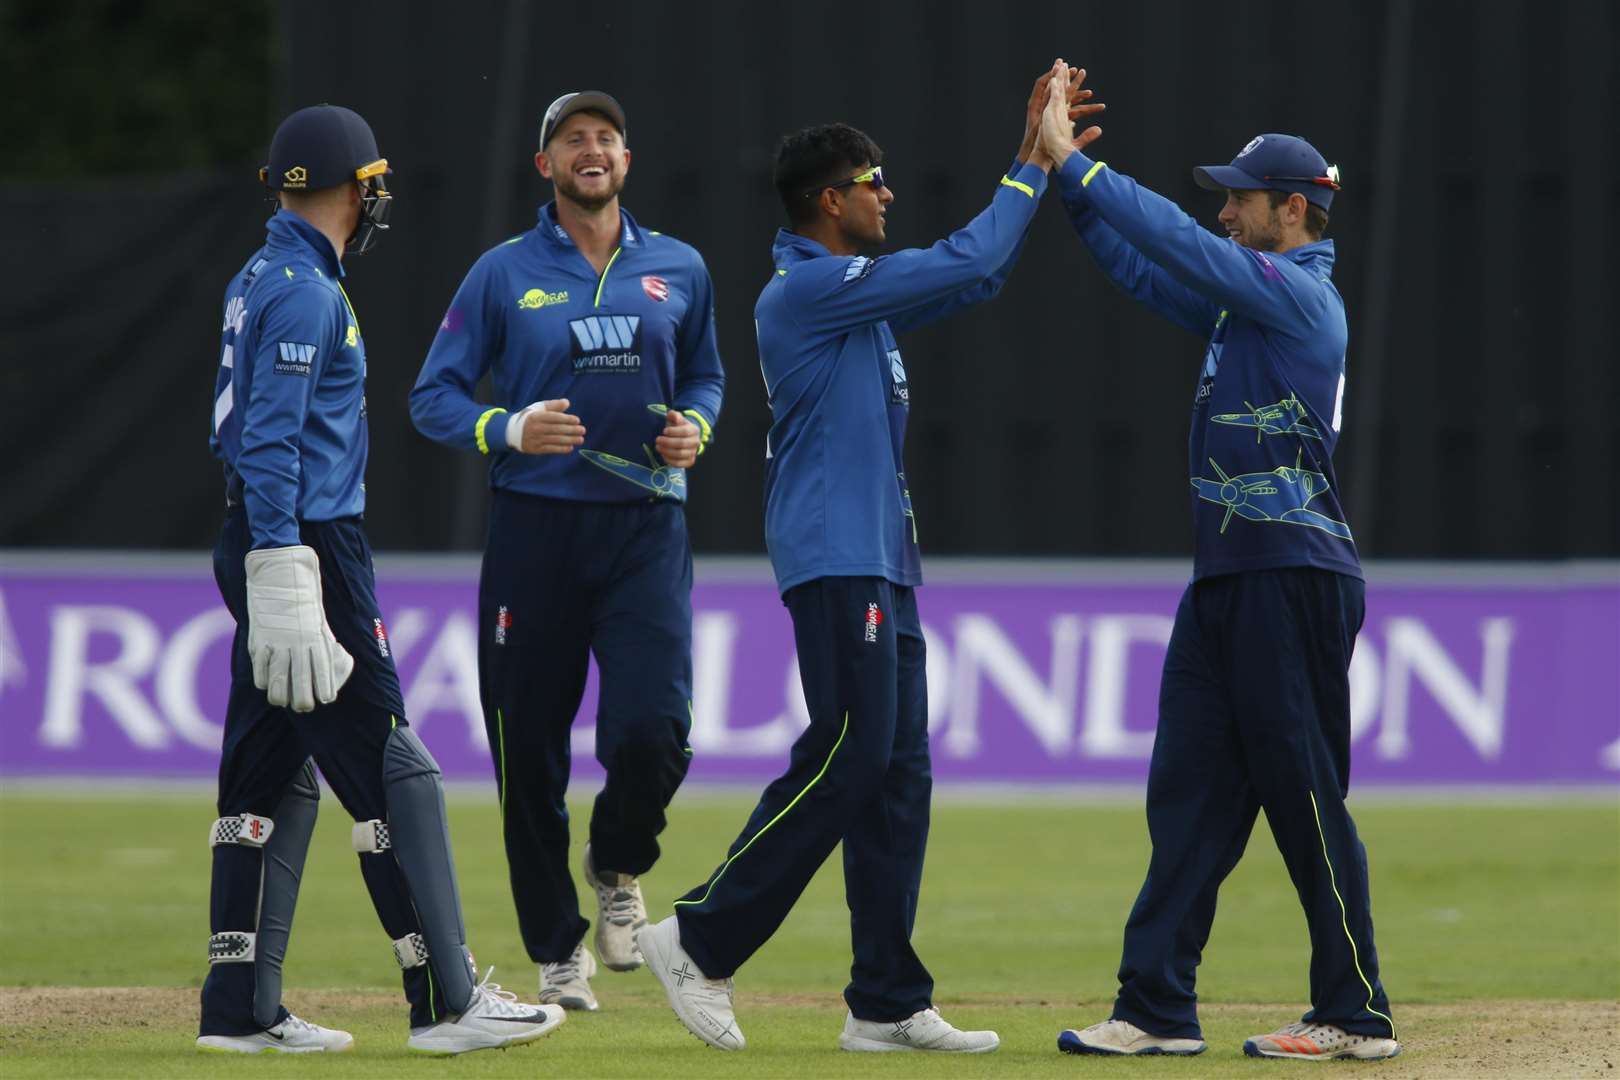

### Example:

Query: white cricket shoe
xmin=540 ymin=940 xmax=600 ymax=1011
xmin=406 ymin=967 xmax=566 ymax=1055
xmin=839 ymin=1008 xmax=1000 ymax=1053
xmin=638 ymin=915 xmax=744 ymax=1050
xmin=1243 ymin=1021 xmax=1401 ymax=1060
xmin=196 ymin=1013 xmax=354 ymax=1054
xmin=1058 ymin=1017 xmax=1207 ymax=1056
xmin=583 ymin=843 xmax=647 ymax=971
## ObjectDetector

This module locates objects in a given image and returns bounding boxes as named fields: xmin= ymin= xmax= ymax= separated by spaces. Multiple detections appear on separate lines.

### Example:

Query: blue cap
xmin=260 ymin=104 xmax=388 ymax=191
xmin=1193 ymin=133 xmax=1340 ymax=211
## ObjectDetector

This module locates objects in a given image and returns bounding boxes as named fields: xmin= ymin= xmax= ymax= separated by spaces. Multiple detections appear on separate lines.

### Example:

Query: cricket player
xmin=1031 ymin=64 xmax=1400 ymax=1061
xmin=200 ymin=104 xmax=565 ymax=1055
xmin=636 ymin=66 xmax=1102 ymax=1053
xmin=410 ymin=91 xmax=724 ymax=1012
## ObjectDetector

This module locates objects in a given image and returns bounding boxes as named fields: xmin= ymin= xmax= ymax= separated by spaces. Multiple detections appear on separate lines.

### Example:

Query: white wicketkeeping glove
xmin=244 ymin=545 xmax=355 ymax=712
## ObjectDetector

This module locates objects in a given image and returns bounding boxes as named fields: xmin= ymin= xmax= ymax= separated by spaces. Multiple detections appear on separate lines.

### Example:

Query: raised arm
xmin=1038 ymin=62 xmax=1324 ymax=331
xmin=783 ymin=160 xmax=1050 ymax=335
xmin=889 ymin=66 xmax=1106 ymax=334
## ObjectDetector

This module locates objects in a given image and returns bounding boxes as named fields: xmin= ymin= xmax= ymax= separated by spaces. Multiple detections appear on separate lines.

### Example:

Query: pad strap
xmin=352 ymin=819 xmax=391 ymax=853
xmin=209 ymin=931 xmax=256 ymax=964
xmin=393 ymin=932 xmax=429 ymax=969
xmin=210 ymin=813 xmax=275 ymax=848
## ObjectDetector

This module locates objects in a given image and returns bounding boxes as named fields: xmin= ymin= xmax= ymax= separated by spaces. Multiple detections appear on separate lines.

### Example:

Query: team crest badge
xmin=641 ymin=275 xmax=669 ymax=302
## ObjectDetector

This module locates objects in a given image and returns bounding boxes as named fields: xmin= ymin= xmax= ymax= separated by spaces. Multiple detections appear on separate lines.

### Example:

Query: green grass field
xmin=1 ymin=786 xmax=1615 ymax=1077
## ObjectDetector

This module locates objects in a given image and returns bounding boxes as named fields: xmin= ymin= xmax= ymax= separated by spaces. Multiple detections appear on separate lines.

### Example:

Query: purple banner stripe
xmin=1 ymin=561 xmax=1616 ymax=785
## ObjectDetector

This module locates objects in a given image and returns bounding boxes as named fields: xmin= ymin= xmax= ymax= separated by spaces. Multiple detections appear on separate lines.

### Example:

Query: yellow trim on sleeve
xmin=475 ymin=407 xmax=508 ymax=455
xmin=682 ymin=409 xmax=713 ymax=455
xmin=1081 ymin=161 xmax=1107 ymax=187
xmin=999 ymin=175 xmax=1036 ymax=198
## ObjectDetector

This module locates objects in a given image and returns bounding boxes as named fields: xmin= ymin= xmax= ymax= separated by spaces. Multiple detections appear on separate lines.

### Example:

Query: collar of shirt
xmin=771 ymin=228 xmax=835 ymax=268
xmin=536 ymin=201 xmax=645 ymax=251
xmin=1283 ymin=238 xmax=1336 ymax=277
xmin=265 ymin=210 xmax=345 ymax=279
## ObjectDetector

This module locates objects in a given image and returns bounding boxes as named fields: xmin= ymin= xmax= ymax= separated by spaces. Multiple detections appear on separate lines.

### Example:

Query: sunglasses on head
xmin=1263 ymin=164 xmax=1342 ymax=191
xmin=803 ymin=166 xmax=885 ymax=199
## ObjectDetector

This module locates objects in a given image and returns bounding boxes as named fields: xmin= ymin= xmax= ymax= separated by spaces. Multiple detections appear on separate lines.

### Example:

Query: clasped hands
xmin=1018 ymin=59 xmax=1106 ymax=172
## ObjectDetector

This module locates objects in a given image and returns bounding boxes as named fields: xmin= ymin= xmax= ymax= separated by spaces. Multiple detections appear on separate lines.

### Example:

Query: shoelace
xmin=595 ymin=882 xmax=642 ymax=925
xmin=278 ymin=1014 xmax=318 ymax=1034
xmin=545 ymin=951 xmax=585 ymax=985
xmin=472 ymin=966 xmax=530 ymax=1017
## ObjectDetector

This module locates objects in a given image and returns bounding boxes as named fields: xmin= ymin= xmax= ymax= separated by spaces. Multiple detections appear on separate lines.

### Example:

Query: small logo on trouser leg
xmin=495 ymin=605 xmax=511 ymax=645
xmin=373 ymin=618 xmax=390 ymax=657
xmin=864 ymin=602 xmax=883 ymax=643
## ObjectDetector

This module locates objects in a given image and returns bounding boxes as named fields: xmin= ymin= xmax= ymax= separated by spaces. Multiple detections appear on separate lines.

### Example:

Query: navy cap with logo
xmin=1193 ymin=133 xmax=1341 ymax=211
xmin=539 ymin=91 xmax=627 ymax=151
xmin=260 ymin=104 xmax=389 ymax=191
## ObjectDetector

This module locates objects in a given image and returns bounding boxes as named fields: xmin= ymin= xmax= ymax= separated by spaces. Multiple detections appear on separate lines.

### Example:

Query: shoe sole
xmin=542 ymin=993 xmax=600 ymax=1012
xmin=406 ymin=1011 xmax=566 ymax=1056
xmin=1058 ymin=1030 xmax=1206 ymax=1056
xmin=841 ymin=1034 xmax=999 ymax=1053
xmin=1243 ymin=1039 xmax=1402 ymax=1061
xmin=196 ymin=1036 xmax=352 ymax=1054
xmin=639 ymin=924 xmax=744 ymax=1051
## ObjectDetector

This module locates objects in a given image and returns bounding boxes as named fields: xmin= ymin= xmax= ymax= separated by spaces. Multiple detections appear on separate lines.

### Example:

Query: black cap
xmin=1192 ymin=133 xmax=1340 ymax=211
xmin=260 ymin=104 xmax=388 ymax=191
xmin=539 ymin=91 xmax=627 ymax=150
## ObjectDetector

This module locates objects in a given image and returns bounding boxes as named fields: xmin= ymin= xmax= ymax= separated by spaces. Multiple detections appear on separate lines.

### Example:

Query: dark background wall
xmin=3 ymin=0 xmax=1616 ymax=558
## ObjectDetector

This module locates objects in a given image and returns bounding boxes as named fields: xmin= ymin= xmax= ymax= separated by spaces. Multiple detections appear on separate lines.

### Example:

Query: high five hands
xmin=1035 ymin=60 xmax=1104 ymax=170
xmin=1021 ymin=60 xmax=1105 ymax=171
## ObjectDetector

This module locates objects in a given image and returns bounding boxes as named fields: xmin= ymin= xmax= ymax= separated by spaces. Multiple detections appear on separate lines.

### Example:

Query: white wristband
xmin=505 ymin=406 xmax=531 ymax=452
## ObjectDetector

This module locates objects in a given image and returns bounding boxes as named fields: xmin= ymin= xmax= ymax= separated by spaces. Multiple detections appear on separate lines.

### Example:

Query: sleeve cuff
xmin=475 ymin=407 xmax=510 ymax=455
xmin=1000 ymin=160 xmax=1049 ymax=199
xmin=1057 ymin=152 xmax=1103 ymax=198
xmin=679 ymin=407 xmax=714 ymax=454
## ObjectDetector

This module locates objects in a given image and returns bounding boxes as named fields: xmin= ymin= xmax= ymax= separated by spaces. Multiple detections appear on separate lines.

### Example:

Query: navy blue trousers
xmin=675 ymin=576 xmax=934 ymax=1022
xmin=478 ymin=492 xmax=694 ymax=962
xmin=202 ymin=510 xmax=443 ymax=1034
xmin=1112 ymin=568 xmax=1394 ymax=1040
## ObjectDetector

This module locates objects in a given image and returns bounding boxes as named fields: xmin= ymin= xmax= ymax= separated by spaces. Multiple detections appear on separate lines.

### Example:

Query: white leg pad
xmin=209 ymin=931 xmax=256 ymax=964
xmin=393 ymin=932 xmax=429 ymax=969
xmin=210 ymin=813 xmax=275 ymax=848
xmin=352 ymin=819 xmax=391 ymax=853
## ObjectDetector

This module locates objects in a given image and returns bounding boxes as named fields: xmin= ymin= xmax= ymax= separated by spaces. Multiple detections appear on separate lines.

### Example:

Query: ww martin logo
xmin=568 ymin=314 xmax=642 ymax=374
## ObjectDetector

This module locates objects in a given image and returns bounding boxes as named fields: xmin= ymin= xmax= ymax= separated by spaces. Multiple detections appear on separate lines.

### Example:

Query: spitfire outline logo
xmin=641 ymin=275 xmax=669 ymax=302
xmin=1237 ymin=136 xmax=1263 ymax=157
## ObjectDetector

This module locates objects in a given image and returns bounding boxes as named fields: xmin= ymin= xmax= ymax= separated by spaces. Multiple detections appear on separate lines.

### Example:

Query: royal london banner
xmin=1 ymin=557 xmax=1616 ymax=785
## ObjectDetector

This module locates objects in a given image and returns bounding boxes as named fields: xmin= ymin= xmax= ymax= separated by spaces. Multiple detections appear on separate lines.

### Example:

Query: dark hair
xmin=774 ymin=123 xmax=884 ymax=226
xmin=1266 ymin=189 xmax=1329 ymax=239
